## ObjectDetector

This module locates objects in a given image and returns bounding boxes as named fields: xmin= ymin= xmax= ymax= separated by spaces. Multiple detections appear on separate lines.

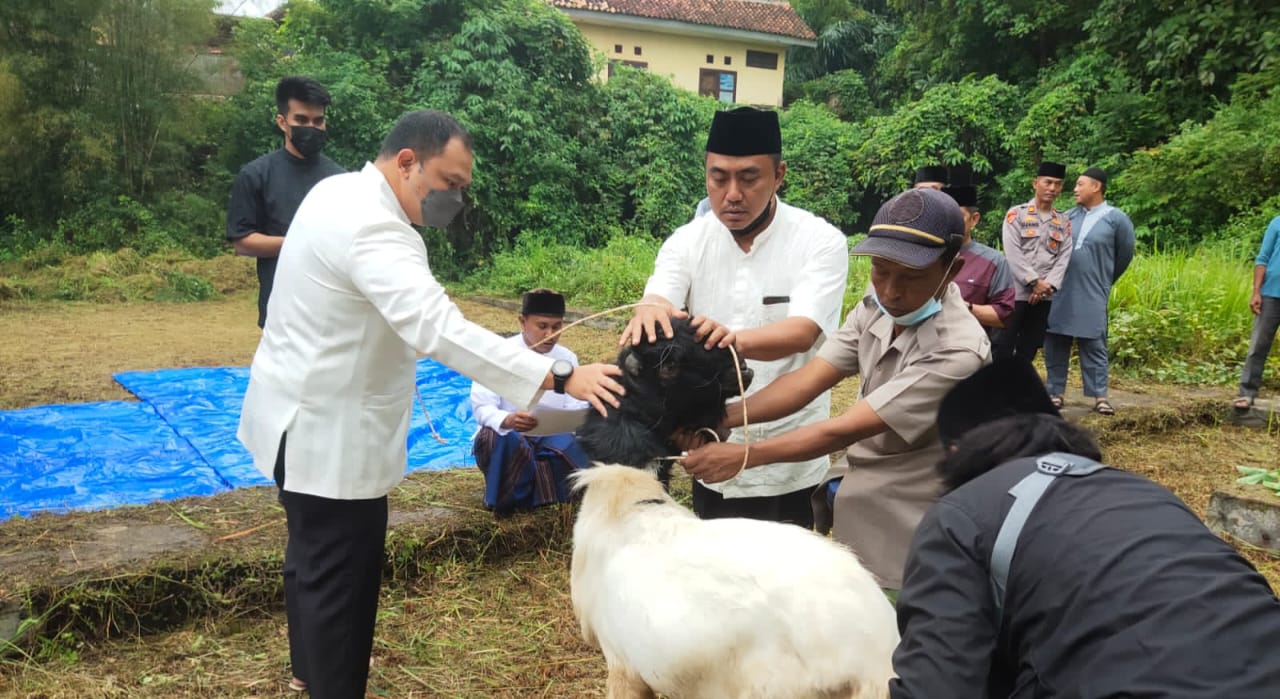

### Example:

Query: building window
xmin=746 ymin=50 xmax=779 ymax=70
xmin=608 ymin=60 xmax=649 ymax=77
xmin=634 ymin=46 xmax=642 ymax=56
xmin=699 ymin=69 xmax=737 ymax=103
xmin=724 ymin=55 xmax=732 ymax=66
xmin=706 ymin=54 xmax=714 ymax=64
xmin=613 ymin=44 xmax=622 ymax=53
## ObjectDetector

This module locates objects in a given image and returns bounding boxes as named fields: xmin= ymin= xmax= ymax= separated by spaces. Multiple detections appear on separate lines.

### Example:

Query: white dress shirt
xmin=238 ymin=163 xmax=554 ymax=500
xmin=645 ymin=199 xmax=849 ymax=497
xmin=470 ymin=334 xmax=588 ymax=436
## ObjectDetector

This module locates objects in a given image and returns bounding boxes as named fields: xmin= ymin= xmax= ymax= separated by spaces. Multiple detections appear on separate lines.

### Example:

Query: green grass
xmin=0 ymin=233 xmax=1270 ymax=386
xmin=458 ymin=232 xmax=1270 ymax=386
xmin=1109 ymin=244 xmax=1264 ymax=384
xmin=457 ymin=233 xmax=663 ymax=312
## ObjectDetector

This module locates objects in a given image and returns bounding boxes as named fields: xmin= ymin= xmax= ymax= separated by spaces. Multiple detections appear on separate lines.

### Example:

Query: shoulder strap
xmin=989 ymin=453 xmax=1108 ymax=618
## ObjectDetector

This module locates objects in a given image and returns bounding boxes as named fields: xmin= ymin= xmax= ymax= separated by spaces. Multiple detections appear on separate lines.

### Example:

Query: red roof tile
xmin=548 ymin=0 xmax=817 ymax=42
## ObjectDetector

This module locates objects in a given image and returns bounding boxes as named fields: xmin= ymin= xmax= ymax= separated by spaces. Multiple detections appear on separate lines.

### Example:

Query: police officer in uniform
xmin=995 ymin=161 xmax=1072 ymax=361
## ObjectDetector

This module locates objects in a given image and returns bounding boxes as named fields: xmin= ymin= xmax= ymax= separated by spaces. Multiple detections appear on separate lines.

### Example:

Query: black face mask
xmin=729 ymin=196 xmax=775 ymax=238
xmin=289 ymin=126 xmax=327 ymax=158
xmin=420 ymin=188 xmax=464 ymax=229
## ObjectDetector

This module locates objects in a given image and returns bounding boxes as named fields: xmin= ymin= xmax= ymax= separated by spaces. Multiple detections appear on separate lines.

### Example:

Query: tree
xmin=0 ymin=0 xmax=220 ymax=248
xmin=94 ymin=0 xmax=216 ymax=198
xmin=853 ymin=76 xmax=1020 ymax=199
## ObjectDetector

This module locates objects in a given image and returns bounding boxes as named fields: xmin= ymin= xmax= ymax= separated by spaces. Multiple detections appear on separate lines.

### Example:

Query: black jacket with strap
xmin=889 ymin=454 xmax=1280 ymax=698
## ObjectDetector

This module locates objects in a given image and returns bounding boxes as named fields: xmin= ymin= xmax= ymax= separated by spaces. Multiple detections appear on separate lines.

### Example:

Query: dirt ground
xmin=1 ymin=291 xmax=1278 ymax=698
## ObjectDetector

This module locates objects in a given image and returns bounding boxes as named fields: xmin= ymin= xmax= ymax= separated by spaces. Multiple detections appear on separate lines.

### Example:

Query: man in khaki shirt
xmin=682 ymin=188 xmax=991 ymax=592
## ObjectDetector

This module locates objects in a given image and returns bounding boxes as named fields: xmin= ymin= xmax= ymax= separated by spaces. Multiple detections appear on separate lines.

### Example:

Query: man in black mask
xmin=226 ymin=76 xmax=345 ymax=329
xmin=621 ymin=106 xmax=849 ymax=525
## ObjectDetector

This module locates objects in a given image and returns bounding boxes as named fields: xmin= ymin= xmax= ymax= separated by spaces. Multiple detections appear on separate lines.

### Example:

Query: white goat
xmin=570 ymin=464 xmax=898 ymax=699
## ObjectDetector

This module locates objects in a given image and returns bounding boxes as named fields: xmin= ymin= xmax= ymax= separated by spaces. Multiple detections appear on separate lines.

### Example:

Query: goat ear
xmin=623 ymin=351 xmax=644 ymax=377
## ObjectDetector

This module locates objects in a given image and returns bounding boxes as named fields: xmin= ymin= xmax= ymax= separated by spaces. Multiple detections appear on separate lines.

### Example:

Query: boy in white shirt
xmin=471 ymin=289 xmax=590 ymax=514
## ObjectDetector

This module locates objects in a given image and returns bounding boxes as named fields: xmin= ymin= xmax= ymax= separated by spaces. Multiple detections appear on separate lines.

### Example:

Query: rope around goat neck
xmin=416 ymin=301 xmax=752 ymax=481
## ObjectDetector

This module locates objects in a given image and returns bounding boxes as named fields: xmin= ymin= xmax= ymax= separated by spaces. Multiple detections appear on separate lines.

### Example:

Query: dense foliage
xmin=2 ymin=0 xmax=1278 ymax=382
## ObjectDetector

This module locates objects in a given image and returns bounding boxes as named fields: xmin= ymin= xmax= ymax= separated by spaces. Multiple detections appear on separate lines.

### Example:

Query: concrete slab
xmin=56 ymin=523 xmax=208 ymax=571
xmin=0 ymin=476 xmax=560 ymax=653
xmin=1226 ymin=397 xmax=1280 ymax=429
xmin=1207 ymin=485 xmax=1280 ymax=553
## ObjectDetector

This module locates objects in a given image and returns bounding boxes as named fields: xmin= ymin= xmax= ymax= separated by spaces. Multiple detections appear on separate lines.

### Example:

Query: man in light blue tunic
xmin=1044 ymin=167 xmax=1135 ymax=414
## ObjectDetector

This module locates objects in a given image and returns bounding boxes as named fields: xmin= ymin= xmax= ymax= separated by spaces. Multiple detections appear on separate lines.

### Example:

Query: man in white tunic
xmin=470 ymin=289 xmax=591 ymax=514
xmin=237 ymin=110 xmax=622 ymax=699
xmin=1045 ymin=167 xmax=1135 ymax=414
xmin=622 ymin=107 xmax=848 ymax=527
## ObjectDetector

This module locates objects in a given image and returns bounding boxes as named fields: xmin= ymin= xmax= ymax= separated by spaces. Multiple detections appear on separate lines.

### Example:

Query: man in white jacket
xmin=237 ymin=110 xmax=622 ymax=699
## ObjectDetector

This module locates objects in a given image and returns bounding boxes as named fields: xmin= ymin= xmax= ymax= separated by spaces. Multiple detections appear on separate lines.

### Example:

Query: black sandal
xmin=1092 ymin=399 xmax=1115 ymax=415
xmin=1233 ymin=396 xmax=1255 ymax=410
xmin=1050 ymin=395 xmax=1064 ymax=409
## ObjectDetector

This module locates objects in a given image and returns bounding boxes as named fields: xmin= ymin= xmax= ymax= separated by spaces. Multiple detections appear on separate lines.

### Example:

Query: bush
xmin=779 ymin=101 xmax=863 ymax=232
xmin=459 ymin=232 xmax=661 ymax=310
xmin=853 ymin=76 xmax=1020 ymax=199
xmin=155 ymin=270 xmax=217 ymax=303
xmin=1109 ymin=246 xmax=1257 ymax=384
xmin=1115 ymin=91 xmax=1280 ymax=248
xmin=793 ymin=70 xmax=873 ymax=121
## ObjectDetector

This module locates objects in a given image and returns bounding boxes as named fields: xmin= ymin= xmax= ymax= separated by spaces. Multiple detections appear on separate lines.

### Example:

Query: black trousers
xmin=994 ymin=300 xmax=1053 ymax=362
xmin=275 ymin=438 xmax=387 ymax=699
xmin=691 ymin=479 xmax=815 ymax=529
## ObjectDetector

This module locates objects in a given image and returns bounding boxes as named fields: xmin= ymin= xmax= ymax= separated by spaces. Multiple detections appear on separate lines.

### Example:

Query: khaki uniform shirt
xmin=1001 ymin=199 xmax=1073 ymax=302
xmin=811 ymin=284 xmax=990 ymax=589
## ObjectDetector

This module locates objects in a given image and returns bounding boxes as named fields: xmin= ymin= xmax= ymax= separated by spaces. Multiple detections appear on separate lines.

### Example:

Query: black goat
xmin=576 ymin=317 xmax=753 ymax=472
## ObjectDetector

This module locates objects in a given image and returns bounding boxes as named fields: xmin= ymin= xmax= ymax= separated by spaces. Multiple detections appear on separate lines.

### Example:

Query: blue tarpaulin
xmin=113 ymin=366 xmax=266 ymax=488
xmin=0 ymin=401 xmax=228 ymax=519
xmin=0 ymin=359 xmax=479 ymax=520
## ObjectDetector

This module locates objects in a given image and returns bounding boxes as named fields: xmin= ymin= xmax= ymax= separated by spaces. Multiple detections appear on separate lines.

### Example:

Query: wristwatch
xmin=551 ymin=359 xmax=573 ymax=394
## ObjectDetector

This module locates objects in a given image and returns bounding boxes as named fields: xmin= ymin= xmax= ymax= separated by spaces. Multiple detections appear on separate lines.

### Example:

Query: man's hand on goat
xmin=565 ymin=363 xmax=625 ymax=417
xmin=501 ymin=410 xmax=539 ymax=432
xmin=681 ymin=442 xmax=749 ymax=484
xmin=689 ymin=315 xmax=736 ymax=351
xmin=620 ymin=301 xmax=688 ymax=347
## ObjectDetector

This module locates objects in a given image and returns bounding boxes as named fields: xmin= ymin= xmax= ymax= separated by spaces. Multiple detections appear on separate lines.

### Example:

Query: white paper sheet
xmin=524 ymin=405 xmax=590 ymax=436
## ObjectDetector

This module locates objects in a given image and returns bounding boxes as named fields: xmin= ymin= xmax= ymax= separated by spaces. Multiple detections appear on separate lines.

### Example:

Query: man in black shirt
xmin=889 ymin=359 xmax=1280 ymax=698
xmin=227 ymin=76 xmax=345 ymax=328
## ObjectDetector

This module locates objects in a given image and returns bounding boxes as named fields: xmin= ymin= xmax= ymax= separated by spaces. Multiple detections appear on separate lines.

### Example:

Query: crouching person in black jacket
xmin=890 ymin=358 xmax=1280 ymax=699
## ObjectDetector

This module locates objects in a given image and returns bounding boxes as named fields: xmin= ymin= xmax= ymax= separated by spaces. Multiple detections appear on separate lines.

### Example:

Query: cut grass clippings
xmin=1 ymin=291 xmax=1277 ymax=698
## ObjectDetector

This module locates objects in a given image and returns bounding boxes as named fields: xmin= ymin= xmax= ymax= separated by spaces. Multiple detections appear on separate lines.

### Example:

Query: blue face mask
xmin=872 ymin=255 xmax=957 ymax=326
xmin=873 ymin=293 xmax=942 ymax=326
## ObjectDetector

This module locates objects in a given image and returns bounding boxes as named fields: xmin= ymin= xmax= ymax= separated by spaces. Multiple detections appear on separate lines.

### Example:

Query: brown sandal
xmin=1050 ymin=395 xmax=1064 ymax=409
xmin=1093 ymin=399 xmax=1115 ymax=415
